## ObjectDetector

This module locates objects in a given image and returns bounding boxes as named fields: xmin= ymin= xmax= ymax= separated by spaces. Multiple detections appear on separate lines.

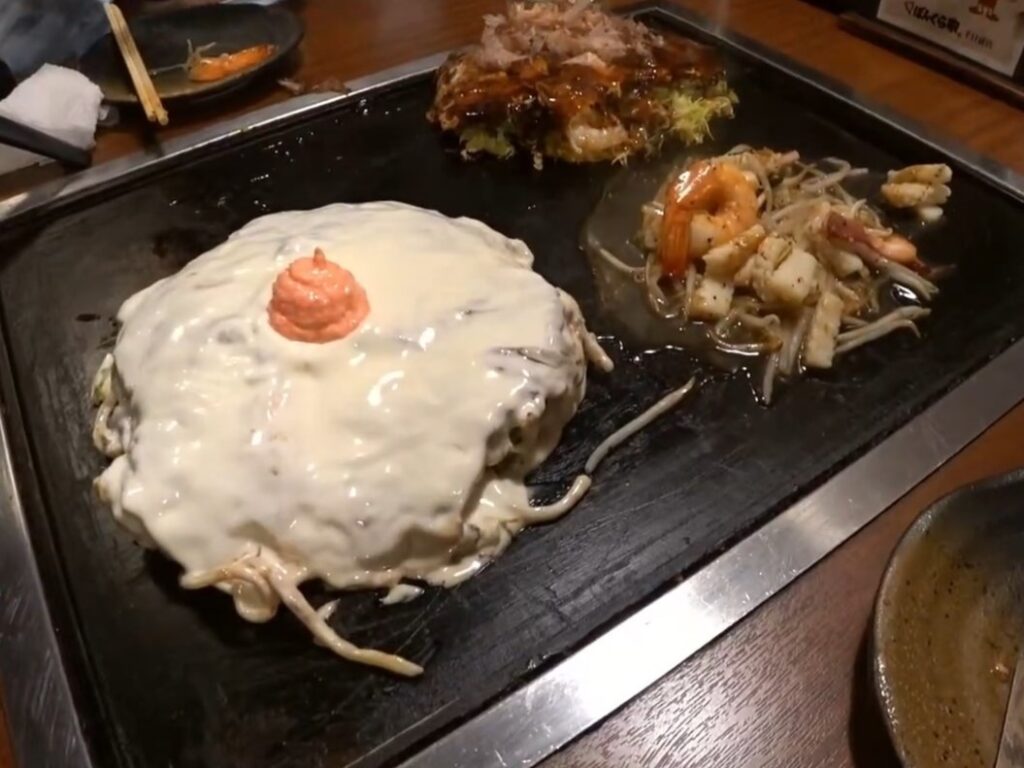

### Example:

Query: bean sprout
xmin=836 ymin=306 xmax=931 ymax=354
xmin=181 ymin=552 xmax=424 ymax=677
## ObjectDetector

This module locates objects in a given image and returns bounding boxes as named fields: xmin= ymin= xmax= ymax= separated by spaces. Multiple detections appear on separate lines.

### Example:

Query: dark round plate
xmin=873 ymin=469 xmax=1024 ymax=768
xmin=80 ymin=4 xmax=303 ymax=105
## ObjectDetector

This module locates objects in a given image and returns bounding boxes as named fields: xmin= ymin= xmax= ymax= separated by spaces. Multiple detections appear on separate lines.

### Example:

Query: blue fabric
xmin=0 ymin=0 xmax=109 ymax=78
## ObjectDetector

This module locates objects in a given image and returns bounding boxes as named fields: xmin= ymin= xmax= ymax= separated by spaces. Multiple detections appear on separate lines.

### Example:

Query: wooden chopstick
xmin=103 ymin=3 xmax=169 ymax=126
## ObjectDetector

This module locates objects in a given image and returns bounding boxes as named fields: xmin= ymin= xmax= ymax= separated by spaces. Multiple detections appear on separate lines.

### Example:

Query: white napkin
xmin=0 ymin=64 xmax=104 ymax=175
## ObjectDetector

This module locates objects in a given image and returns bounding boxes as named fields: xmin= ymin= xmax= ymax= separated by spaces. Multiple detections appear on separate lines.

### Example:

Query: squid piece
xmin=803 ymin=291 xmax=844 ymax=369
xmin=763 ymin=245 xmax=820 ymax=307
xmin=880 ymin=181 xmax=950 ymax=209
xmin=886 ymin=164 xmax=952 ymax=186
xmin=736 ymin=233 xmax=791 ymax=291
xmin=880 ymin=163 xmax=953 ymax=221
xmin=689 ymin=274 xmax=735 ymax=320
xmin=701 ymin=224 xmax=767 ymax=280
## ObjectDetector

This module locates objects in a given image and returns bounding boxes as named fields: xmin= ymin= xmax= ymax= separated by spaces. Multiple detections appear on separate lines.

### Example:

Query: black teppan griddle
xmin=1 ymin=6 xmax=1023 ymax=768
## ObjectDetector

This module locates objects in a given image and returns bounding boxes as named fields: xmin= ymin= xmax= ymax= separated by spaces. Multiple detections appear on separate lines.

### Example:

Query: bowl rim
xmin=871 ymin=466 xmax=1024 ymax=767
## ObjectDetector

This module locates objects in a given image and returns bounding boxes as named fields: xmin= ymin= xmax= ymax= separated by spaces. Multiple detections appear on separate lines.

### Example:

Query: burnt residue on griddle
xmin=98 ymin=317 xmax=119 ymax=351
xmin=153 ymin=227 xmax=225 ymax=271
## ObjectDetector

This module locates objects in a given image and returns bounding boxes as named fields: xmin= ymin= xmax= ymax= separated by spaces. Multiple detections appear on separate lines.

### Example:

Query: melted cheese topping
xmin=93 ymin=202 xmax=605 ymax=674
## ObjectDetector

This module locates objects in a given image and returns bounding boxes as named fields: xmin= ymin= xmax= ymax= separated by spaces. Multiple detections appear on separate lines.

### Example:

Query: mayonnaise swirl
xmin=268 ymin=247 xmax=370 ymax=343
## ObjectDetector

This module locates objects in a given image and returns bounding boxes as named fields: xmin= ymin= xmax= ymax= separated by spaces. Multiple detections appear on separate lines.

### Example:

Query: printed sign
xmin=878 ymin=0 xmax=1024 ymax=75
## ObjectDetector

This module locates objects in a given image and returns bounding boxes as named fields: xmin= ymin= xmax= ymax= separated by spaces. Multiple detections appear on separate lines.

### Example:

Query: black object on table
xmin=0 ymin=56 xmax=90 ymax=169
xmin=0 ymin=59 xmax=16 ymax=99
xmin=0 ymin=113 xmax=91 ymax=169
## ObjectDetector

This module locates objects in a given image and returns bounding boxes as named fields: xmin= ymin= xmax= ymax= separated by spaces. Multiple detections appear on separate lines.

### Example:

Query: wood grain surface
xmin=1 ymin=1 xmax=1022 ymax=767
xmin=0 ymin=694 xmax=9 ymax=768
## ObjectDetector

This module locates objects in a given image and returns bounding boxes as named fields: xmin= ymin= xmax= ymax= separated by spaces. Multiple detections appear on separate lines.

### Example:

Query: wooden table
xmin=1 ymin=1 xmax=1022 ymax=766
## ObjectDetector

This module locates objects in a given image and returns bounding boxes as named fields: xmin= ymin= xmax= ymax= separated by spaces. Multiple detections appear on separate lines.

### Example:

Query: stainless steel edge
xmin=0 ymin=50 xmax=451 ymax=226
xmin=399 ymin=340 xmax=1024 ymax=768
xmin=0 ymin=404 xmax=91 ymax=767
xmin=0 ymin=93 xmax=332 ymax=225
xmin=345 ymin=50 xmax=452 ymax=94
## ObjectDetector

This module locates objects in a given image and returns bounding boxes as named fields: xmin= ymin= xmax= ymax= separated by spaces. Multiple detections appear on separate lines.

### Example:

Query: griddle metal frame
xmin=1 ymin=5 xmax=1023 ymax=768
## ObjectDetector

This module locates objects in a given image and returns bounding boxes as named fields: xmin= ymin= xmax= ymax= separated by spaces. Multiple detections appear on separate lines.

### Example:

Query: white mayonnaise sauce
xmin=93 ymin=202 xmax=607 ymax=675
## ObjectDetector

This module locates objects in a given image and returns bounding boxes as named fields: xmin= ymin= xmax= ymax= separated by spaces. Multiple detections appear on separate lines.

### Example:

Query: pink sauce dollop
xmin=268 ymin=247 xmax=369 ymax=343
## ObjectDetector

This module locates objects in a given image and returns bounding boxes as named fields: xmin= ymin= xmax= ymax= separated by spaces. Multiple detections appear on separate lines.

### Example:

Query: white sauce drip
xmin=381 ymin=584 xmax=424 ymax=605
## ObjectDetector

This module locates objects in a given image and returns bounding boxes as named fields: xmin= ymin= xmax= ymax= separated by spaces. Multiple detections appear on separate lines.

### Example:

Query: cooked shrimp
xmin=658 ymin=160 xmax=759 ymax=278
xmin=566 ymin=116 xmax=629 ymax=159
xmin=189 ymin=44 xmax=278 ymax=83
xmin=825 ymin=211 xmax=926 ymax=273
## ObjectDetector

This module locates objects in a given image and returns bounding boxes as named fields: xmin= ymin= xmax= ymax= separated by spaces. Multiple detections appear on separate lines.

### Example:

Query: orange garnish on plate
xmin=188 ymin=44 xmax=277 ymax=83
xmin=268 ymin=248 xmax=370 ymax=343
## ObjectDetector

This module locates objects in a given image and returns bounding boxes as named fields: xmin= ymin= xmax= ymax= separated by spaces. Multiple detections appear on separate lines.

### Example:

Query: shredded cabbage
xmin=460 ymin=125 xmax=515 ymax=159
xmin=456 ymin=79 xmax=737 ymax=162
xmin=664 ymin=82 xmax=737 ymax=145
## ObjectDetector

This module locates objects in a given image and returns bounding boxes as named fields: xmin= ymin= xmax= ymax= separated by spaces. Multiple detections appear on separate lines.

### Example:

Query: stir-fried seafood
xmin=606 ymin=145 xmax=951 ymax=402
